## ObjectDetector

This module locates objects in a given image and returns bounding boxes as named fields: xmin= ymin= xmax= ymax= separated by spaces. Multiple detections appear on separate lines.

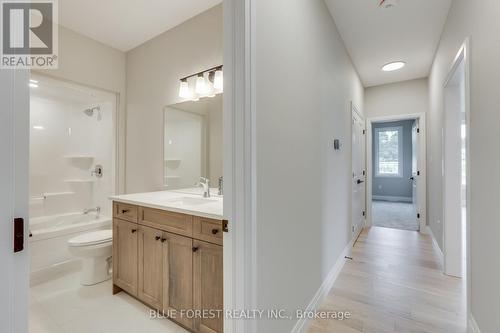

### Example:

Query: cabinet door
xmin=163 ymin=232 xmax=194 ymax=329
xmin=193 ymin=240 xmax=223 ymax=333
xmin=113 ymin=219 xmax=138 ymax=296
xmin=138 ymin=225 xmax=163 ymax=310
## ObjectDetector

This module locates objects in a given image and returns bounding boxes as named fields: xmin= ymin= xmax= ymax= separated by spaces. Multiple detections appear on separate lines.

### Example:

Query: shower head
xmin=83 ymin=106 xmax=101 ymax=117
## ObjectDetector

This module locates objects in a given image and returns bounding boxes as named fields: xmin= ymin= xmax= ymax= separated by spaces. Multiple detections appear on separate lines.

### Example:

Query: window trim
xmin=374 ymin=126 xmax=404 ymax=178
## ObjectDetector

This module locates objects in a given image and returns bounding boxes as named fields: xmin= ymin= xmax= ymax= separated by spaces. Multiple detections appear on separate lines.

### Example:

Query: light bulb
xmin=178 ymin=80 xmax=191 ymax=99
xmin=214 ymin=70 xmax=223 ymax=91
xmin=195 ymin=74 xmax=208 ymax=95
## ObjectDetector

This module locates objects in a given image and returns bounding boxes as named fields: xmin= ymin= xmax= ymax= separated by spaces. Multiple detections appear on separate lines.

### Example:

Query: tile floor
xmin=30 ymin=272 xmax=189 ymax=333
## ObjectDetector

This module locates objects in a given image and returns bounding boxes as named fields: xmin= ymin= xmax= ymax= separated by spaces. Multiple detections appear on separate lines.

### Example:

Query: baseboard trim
xmin=373 ymin=195 xmax=412 ymax=203
xmin=290 ymin=233 xmax=356 ymax=333
xmin=426 ymin=226 xmax=444 ymax=265
xmin=468 ymin=314 xmax=481 ymax=333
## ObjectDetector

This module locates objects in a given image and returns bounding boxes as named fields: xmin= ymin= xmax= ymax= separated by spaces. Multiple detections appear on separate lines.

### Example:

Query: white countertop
xmin=110 ymin=189 xmax=223 ymax=220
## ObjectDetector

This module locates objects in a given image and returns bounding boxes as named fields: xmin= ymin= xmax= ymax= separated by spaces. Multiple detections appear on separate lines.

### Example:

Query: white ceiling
xmin=59 ymin=0 xmax=222 ymax=52
xmin=325 ymin=0 xmax=452 ymax=87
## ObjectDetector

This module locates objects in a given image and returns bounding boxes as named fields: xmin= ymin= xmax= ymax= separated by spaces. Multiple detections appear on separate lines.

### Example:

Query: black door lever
xmin=357 ymin=179 xmax=365 ymax=184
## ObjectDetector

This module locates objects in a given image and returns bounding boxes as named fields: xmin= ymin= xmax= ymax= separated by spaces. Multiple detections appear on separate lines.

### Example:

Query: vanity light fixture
xmin=213 ymin=69 xmax=223 ymax=91
xmin=195 ymin=73 xmax=208 ymax=95
xmin=178 ymin=79 xmax=191 ymax=99
xmin=178 ymin=65 xmax=223 ymax=100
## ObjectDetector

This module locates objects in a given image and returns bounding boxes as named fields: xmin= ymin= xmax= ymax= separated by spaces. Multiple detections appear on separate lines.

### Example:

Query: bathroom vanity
xmin=110 ymin=190 xmax=224 ymax=333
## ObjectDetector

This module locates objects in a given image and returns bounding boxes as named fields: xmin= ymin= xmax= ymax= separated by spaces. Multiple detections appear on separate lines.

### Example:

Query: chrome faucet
xmin=197 ymin=177 xmax=211 ymax=198
xmin=218 ymin=176 xmax=223 ymax=196
xmin=83 ymin=206 xmax=101 ymax=217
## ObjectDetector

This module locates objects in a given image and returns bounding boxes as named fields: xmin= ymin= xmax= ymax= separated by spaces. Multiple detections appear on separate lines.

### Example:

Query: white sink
xmin=163 ymin=196 xmax=218 ymax=206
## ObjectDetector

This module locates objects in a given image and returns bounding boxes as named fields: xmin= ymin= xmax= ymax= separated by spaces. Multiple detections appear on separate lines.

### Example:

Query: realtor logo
xmin=1 ymin=0 xmax=58 ymax=68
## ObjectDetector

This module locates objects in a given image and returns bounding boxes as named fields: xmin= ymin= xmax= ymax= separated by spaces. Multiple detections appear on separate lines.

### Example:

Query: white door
xmin=351 ymin=105 xmax=366 ymax=240
xmin=0 ymin=70 xmax=30 ymax=333
xmin=411 ymin=120 xmax=419 ymax=230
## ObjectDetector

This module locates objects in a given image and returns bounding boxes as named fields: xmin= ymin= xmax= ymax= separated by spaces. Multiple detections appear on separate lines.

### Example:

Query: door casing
xmin=366 ymin=113 xmax=427 ymax=233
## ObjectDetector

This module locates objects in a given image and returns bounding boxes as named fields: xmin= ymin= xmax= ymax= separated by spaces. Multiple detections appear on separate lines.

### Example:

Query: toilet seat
xmin=68 ymin=229 xmax=112 ymax=247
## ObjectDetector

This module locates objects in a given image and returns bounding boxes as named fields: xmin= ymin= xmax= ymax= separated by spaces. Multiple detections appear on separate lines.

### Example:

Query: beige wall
xmin=37 ymin=26 xmax=127 ymax=194
xmin=365 ymin=78 xmax=429 ymax=119
xmin=125 ymin=5 xmax=223 ymax=193
xmin=254 ymin=0 xmax=363 ymax=331
xmin=429 ymin=0 xmax=500 ymax=331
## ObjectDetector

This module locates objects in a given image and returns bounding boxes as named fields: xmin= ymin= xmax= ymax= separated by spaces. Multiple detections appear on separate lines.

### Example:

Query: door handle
xmin=155 ymin=236 xmax=161 ymax=241
xmin=14 ymin=218 xmax=24 ymax=253
xmin=409 ymin=177 xmax=415 ymax=181
xmin=357 ymin=179 xmax=365 ymax=184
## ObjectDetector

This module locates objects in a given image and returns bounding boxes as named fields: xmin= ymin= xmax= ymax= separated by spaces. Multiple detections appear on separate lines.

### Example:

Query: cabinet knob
xmin=131 ymin=229 xmax=137 ymax=234
xmin=211 ymin=229 xmax=219 ymax=235
xmin=155 ymin=236 xmax=161 ymax=241
xmin=161 ymin=238 xmax=166 ymax=243
xmin=121 ymin=209 xmax=130 ymax=214
xmin=192 ymin=247 xmax=199 ymax=252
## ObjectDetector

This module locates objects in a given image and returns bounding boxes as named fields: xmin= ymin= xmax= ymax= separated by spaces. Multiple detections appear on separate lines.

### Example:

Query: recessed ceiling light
xmin=382 ymin=61 xmax=406 ymax=72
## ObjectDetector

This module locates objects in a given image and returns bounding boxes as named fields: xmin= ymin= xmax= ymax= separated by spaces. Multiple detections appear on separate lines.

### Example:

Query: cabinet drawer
xmin=139 ymin=207 xmax=193 ymax=237
xmin=113 ymin=202 xmax=138 ymax=223
xmin=193 ymin=217 xmax=223 ymax=246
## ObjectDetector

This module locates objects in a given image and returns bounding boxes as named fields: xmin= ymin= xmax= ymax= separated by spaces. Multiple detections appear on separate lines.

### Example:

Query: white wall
xmin=126 ymin=5 xmax=223 ymax=193
xmin=365 ymin=78 xmax=429 ymax=119
xmin=428 ymin=0 xmax=500 ymax=331
xmin=37 ymin=26 xmax=127 ymax=194
xmin=254 ymin=0 xmax=363 ymax=331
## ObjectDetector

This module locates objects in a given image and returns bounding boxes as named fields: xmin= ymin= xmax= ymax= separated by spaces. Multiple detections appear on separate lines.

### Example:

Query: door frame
xmin=442 ymin=38 xmax=471 ymax=323
xmin=366 ymin=112 xmax=427 ymax=233
xmin=0 ymin=69 xmax=30 ymax=333
xmin=350 ymin=102 xmax=366 ymax=242
xmin=223 ymin=0 xmax=257 ymax=333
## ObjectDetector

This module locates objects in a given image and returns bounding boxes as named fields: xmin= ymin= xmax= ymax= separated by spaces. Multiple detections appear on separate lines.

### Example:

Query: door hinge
xmin=417 ymin=170 xmax=420 ymax=176
xmin=362 ymin=211 xmax=366 ymax=217
xmin=14 ymin=218 xmax=24 ymax=253
xmin=417 ymin=128 xmax=420 ymax=133
xmin=222 ymin=219 xmax=229 ymax=233
xmin=417 ymin=213 xmax=420 ymax=219
xmin=362 ymin=129 xmax=366 ymax=135
xmin=362 ymin=170 xmax=366 ymax=176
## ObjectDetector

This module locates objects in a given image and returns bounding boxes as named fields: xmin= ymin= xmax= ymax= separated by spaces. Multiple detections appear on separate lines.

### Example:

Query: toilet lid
xmin=68 ymin=229 xmax=112 ymax=247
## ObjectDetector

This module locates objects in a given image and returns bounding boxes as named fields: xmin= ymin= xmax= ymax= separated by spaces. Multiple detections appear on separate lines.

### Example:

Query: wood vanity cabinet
xmin=113 ymin=202 xmax=224 ymax=333
xmin=193 ymin=240 xmax=224 ymax=333
xmin=137 ymin=225 xmax=164 ymax=310
xmin=113 ymin=218 xmax=138 ymax=296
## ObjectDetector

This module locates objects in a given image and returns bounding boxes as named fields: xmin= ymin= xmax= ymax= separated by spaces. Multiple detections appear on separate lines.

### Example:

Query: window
xmin=375 ymin=126 xmax=403 ymax=177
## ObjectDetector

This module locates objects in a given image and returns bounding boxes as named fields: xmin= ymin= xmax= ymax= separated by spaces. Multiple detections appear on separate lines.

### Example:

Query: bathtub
xmin=29 ymin=212 xmax=111 ymax=284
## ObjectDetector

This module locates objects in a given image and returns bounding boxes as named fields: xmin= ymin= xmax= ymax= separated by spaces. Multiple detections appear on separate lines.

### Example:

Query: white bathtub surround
xmin=30 ymin=272 xmax=188 ymax=333
xmin=30 ymin=212 xmax=111 ymax=285
xmin=110 ymin=190 xmax=223 ymax=220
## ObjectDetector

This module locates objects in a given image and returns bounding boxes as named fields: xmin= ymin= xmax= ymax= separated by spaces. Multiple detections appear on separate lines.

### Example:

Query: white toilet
xmin=68 ymin=229 xmax=113 ymax=286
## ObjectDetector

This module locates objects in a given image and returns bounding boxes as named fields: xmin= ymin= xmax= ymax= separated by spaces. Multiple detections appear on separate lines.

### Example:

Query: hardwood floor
xmin=307 ymin=227 xmax=466 ymax=333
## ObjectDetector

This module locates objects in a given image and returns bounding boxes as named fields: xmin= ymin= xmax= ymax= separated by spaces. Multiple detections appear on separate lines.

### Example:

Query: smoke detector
xmin=379 ymin=0 xmax=399 ymax=9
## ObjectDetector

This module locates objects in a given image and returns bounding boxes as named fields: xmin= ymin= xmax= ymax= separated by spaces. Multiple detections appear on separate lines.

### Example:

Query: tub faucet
xmin=84 ymin=206 xmax=101 ymax=217
xmin=197 ymin=177 xmax=211 ymax=198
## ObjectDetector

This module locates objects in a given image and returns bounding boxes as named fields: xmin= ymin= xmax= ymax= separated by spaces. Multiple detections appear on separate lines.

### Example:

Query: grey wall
xmin=126 ymin=5 xmax=222 ymax=193
xmin=372 ymin=120 xmax=414 ymax=199
xmin=429 ymin=0 xmax=500 ymax=331
xmin=254 ymin=0 xmax=364 ymax=331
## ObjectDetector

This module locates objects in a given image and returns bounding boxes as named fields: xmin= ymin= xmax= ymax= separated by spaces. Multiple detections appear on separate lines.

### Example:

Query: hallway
xmin=372 ymin=201 xmax=419 ymax=231
xmin=307 ymin=227 xmax=466 ymax=333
